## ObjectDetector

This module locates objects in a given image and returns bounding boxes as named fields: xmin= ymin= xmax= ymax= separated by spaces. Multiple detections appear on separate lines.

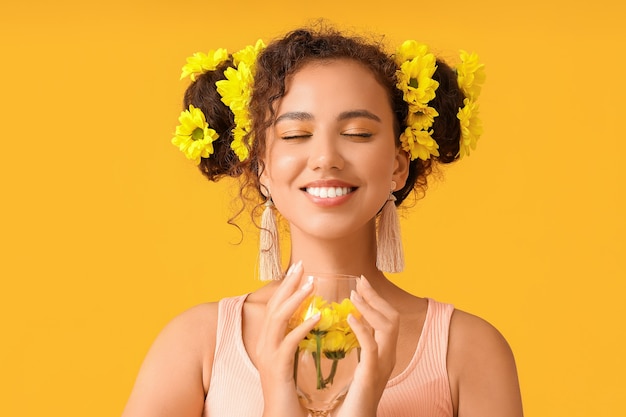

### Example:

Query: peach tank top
xmin=203 ymin=294 xmax=454 ymax=417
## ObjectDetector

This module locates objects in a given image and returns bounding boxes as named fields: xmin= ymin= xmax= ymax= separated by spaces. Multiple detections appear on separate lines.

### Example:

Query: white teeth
xmin=305 ymin=187 xmax=352 ymax=198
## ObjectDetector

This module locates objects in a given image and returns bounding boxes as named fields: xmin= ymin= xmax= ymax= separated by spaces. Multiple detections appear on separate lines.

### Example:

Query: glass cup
xmin=289 ymin=273 xmax=361 ymax=416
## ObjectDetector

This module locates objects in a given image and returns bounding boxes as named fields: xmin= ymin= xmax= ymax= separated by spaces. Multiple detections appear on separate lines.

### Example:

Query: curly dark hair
xmin=181 ymin=26 xmax=465 ymax=209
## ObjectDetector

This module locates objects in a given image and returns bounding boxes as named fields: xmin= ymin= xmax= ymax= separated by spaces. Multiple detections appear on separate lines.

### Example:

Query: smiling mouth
xmin=303 ymin=186 xmax=356 ymax=198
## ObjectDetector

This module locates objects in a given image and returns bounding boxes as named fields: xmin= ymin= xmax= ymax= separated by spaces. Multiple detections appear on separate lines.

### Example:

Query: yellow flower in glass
xmin=294 ymin=295 xmax=361 ymax=389
xmin=171 ymin=105 xmax=219 ymax=164
xmin=180 ymin=48 xmax=229 ymax=81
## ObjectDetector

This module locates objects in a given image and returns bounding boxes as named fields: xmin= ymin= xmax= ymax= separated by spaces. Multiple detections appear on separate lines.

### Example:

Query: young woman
xmin=122 ymin=27 xmax=523 ymax=417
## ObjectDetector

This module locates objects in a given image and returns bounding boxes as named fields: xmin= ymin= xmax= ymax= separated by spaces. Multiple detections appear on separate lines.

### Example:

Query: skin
xmin=122 ymin=59 xmax=523 ymax=417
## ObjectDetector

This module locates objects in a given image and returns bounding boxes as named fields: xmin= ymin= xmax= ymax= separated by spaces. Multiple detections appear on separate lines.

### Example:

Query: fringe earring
xmin=376 ymin=183 xmax=405 ymax=273
xmin=259 ymin=198 xmax=282 ymax=281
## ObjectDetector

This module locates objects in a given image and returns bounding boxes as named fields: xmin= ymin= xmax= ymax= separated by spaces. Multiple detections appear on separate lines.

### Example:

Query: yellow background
xmin=1 ymin=0 xmax=624 ymax=415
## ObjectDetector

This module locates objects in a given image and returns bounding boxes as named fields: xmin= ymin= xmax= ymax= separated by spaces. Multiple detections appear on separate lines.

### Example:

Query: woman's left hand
xmin=334 ymin=276 xmax=400 ymax=417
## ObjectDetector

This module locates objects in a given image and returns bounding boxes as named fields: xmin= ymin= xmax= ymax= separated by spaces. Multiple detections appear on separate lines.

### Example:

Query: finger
xmin=356 ymin=276 xmax=398 ymax=319
xmin=270 ymin=276 xmax=315 ymax=326
xmin=350 ymin=285 xmax=395 ymax=332
xmin=346 ymin=313 xmax=380 ymax=380
xmin=266 ymin=260 xmax=304 ymax=310
xmin=282 ymin=312 xmax=321 ymax=351
xmin=350 ymin=285 xmax=399 ymax=360
xmin=263 ymin=275 xmax=315 ymax=346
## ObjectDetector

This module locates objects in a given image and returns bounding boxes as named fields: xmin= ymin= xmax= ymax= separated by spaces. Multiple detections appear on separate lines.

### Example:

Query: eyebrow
xmin=338 ymin=109 xmax=381 ymax=123
xmin=275 ymin=109 xmax=381 ymax=124
xmin=275 ymin=111 xmax=314 ymax=124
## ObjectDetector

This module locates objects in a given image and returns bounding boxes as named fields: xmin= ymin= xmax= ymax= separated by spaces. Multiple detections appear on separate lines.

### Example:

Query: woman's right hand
xmin=255 ymin=261 xmax=320 ymax=417
xmin=335 ymin=275 xmax=401 ymax=417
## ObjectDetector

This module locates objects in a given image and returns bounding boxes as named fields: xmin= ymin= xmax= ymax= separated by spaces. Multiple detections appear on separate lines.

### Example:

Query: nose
xmin=307 ymin=132 xmax=345 ymax=171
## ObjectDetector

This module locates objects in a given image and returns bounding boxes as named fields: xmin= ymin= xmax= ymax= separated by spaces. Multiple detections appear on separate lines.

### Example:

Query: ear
xmin=258 ymin=160 xmax=271 ymax=197
xmin=391 ymin=149 xmax=410 ymax=190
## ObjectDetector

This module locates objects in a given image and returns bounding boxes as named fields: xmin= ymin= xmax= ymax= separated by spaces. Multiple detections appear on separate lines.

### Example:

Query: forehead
xmin=276 ymin=59 xmax=392 ymax=116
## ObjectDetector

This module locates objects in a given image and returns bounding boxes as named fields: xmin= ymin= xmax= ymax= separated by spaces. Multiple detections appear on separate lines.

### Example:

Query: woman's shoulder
xmin=163 ymin=293 xmax=248 ymax=335
xmin=448 ymin=308 xmax=511 ymax=347
xmin=447 ymin=308 xmax=516 ymax=373
xmin=122 ymin=301 xmax=223 ymax=416
xmin=446 ymin=308 xmax=523 ymax=416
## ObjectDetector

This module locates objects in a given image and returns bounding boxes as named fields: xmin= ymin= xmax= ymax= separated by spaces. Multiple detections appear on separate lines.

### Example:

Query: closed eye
xmin=343 ymin=132 xmax=372 ymax=138
xmin=281 ymin=133 xmax=313 ymax=140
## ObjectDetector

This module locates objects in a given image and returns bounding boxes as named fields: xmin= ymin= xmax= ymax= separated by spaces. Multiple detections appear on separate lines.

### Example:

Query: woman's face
xmin=260 ymin=59 xmax=409 ymax=241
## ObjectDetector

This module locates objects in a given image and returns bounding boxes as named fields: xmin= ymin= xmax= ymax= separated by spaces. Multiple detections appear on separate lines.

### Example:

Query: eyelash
xmin=280 ymin=132 xmax=372 ymax=140
xmin=281 ymin=134 xmax=312 ymax=140
xmin=344 ymin=132 xmax=372 ymax=138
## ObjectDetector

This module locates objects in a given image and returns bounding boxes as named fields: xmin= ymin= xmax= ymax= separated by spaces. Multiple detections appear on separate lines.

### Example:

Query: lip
xmin=300 ymin=179 xmax=358 ymax=207
xmin=302 ymin=179 xmax=357 ymax=188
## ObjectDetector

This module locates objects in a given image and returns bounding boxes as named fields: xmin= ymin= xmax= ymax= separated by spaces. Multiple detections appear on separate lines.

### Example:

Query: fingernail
xmin=286 ymin=264 xmax=295 ymax=275
xmin=301 ymin=280 xmax=313 ymax=291
xmin=350 ymin=290 xmax=363 ymax=302
xmin=294 ymin=260 xmax=303 ymax=272
xmin=360 ymin=275 xmax=371 ymax=288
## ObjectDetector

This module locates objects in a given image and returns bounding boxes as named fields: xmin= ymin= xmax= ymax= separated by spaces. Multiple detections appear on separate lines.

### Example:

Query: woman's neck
xmin=286 ymin=221 xmax=384 ymax=281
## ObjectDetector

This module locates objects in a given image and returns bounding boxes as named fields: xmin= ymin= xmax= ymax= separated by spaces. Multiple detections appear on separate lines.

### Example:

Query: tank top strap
xmin=378 ymin=298 xmax=454 ymax=417
xmin=423 ymin=298 xmax=455 ymax=369
xmin=204 ymin=294 xmax=263 ymax=417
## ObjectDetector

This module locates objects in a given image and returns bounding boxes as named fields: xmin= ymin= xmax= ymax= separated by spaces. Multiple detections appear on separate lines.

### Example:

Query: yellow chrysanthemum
xmin=180 ymin=48 xmax=229 ymax=81
xmin=171 ymin=105 xmax=219 ymax=164
xmin=230 ymin=128 xmax=251 ymax=161
xmin=233 ymin=39 xmax=266 ymax=68
xmin=455 ymin=51 xmax=485 ymax=158
xmin=395 ymin=40 xmax=430 ymax=65
xmin=397 ymin=55 xmax=439 ymax=107
xmin=294 ymin=296 xmax=361 ymax=353
xmin=294 ymin=295 xmax=361 ymax=390
xmin=322 ymin=330 xmax=358 ymax=357
xmin=215 ymin=41 xmax=263 ymax=161
xmin=457 ymin=98 xmax=483 ymax=158
xmin=406 ymin=106 xmax=439 ymax=131
xmin=457 ymin=50 xmax=486 ymax=101
xmin=400 ymin=126 xmax=440 ymax=161
xmin=299 ymin=336 xmax=318 ymax=353
xmin=174 ymin=41 xmax=265 ymax=165
xmin=216 ymin=66 xmax=247 ymax=111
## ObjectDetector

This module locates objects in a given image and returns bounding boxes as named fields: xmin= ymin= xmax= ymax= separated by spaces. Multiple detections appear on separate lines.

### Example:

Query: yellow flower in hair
xmin=180 ymin=48 xmax=229 ymax=81
xmin=406 ymin=106 xmax=439 ymax=130
xmin=231 ymin=126 xmax=250 ymax=161
xmin=233 ymin=39 xmax=266 ymax=67
xmin=217 ymin=65 xmax=248 ymax=111
xmin=397 ymin=56 xmax=439 ymax=108
xmin=456 ymin=51 xmax=485 ymax=158
xmin=457 ymin=50 xmax=486 ymax=100
xmin=400 ymin=125 xmax=440 ymax=161
xmin=216 ymin=46 xmax=260 ymax=161
xmin=171 ymin=105 xmax=219 ymax=164
xmin=395 ymin=40 xmax=430 ymax=65
xmin=457 ymin=98 xmax=483 ymax=158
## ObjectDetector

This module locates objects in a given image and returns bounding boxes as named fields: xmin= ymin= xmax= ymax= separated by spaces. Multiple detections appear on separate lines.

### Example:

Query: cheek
xmin=264 ymin=145 xmax=304 ymax=191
